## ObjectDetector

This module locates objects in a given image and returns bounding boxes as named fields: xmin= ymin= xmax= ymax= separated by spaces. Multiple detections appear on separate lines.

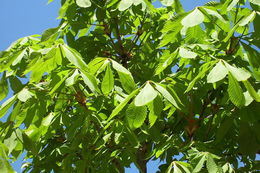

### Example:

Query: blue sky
xmin=0 ymin=0 xmax=244 ymax=172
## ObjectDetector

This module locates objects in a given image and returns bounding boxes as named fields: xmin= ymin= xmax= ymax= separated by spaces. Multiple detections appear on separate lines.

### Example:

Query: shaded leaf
xmin=101 ymin=65 xmax=114 ymax=95
xmin=108 ymin=88 xmax=140 ymax=121
xmin=126 ymin=103 xmax=147 ymax=129
xmin=228 ymin=73 xmax=245 ymax=107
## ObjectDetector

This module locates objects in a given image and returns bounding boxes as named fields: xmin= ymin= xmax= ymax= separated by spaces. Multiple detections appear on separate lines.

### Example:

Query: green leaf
xmin=181 ymin=8 xmax=204 ymax=27
xmin=147 ymin=96 xmax=163 ymax=127
xmin=126 ymin=103 xmax=147 ymax=129
xmin=243 ymin=80 xmax=260 ymax=102
xmin=154 ymin=83 xmax=180 ymax=109
xmin=112 ymin=60 xmax=136 ymax=93
xmin=186 ymin=62 xmax=214 ymax=92
xmin=227 ymin=0 xmax=239 ymax=11
xmin=12 ymin=49 xmax=27 ymax=66
xmin=179 ymin=47 xmax=197 ymax=59
xmin=118 ymin=0 xmax=133 ymax=11
xmin=202 ymin=7 xmax=227 ymax=23
xmin=65 ymin=69 xmax=80 ymax=86
xmin=207 ymin=60 xmax=228 ymax=83
xmin=101 ymin=65 xmax=114 ymax=95
xmin=108 ymin=88 xmax=140 ymax=121
xmin=17 ymin=88 xmax=33 ymax=102
xmin=155 ymin=50 xmax=178 ymax=75
xmin=80 ymin=70 xmax=99 ymax=93
xmin=0 ymin=143 xmax=16 ymax=173
xmin=49 ymin=71 xmax=71 ymax=95
xmin=161 ymin=0 xmax=174 ymax=6
xmin=228 ymin=73 xmax=245 ymax=107
xmin=76 ymin=0 xmax=91 ymax=8
xmin=239 ymin=11 xmax=256 ymax=26
xmin=250 ymin=0 xmax=260 ymax=6
xmin=0 ymin=95 xmax=17 ymax=119
xmin=22 ymin=132 xmax=38 ymax=155
xmin=206 ymin=155 xmax=218 ymax=173
xmin=41 ymin=27 xmax=59 ymax=42
xmin=0 ymin=73 xmax=8 ymax=101
xmin=135 ymin=82 xmax=158 ymax=106
xmin=4 ymin=132 xmax=17 ymax=155
xmin=111 ymin=60 xmax=131 ymax=74
xmin=61 ymin=44 xmax=89 ymax=71
xmin=88 ymin=57 xmax=106 ymax=75
xmin=224 ymin=62 xmax=251 ymax=81
xmin=193 ymin=155 xmax=206 ymax=172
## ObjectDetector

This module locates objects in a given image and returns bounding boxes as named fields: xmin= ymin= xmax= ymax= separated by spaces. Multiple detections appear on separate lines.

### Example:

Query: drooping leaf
xmin=154 ymin=83 xmax=180 ymax=109
xmin=11 ymin=49 xmax=27 ymax=66
xmin=179 ymin=47 xmax=197 ymax=59
xmin=101 ymin=65 xmax=114 ymax=95
xmin=239 ymin=11 xmax=256 ymax=26
xmin=202 ymin=7 xmax=227 ymax=23
xmin=181 ymin=8 xmax=204 ymax=27
xmin=65 ymin=69 xmax=80 ymax=86
xmin=0 ymin=73 xmax=8 ymax=101
xmin=207 ymin=60 xmax=228 ymax=83
xmin=135 ymin=82 xmax=158 ymax=106
xmin=228 ymin=73 xmax=245 ymax=107
xmin=0 ymin=95 xmax=17 ymax=119
xmin=224 ymin=62 xmax=251 ymax=81
xmin=193 ymin=155 xmax=206 ymax=172
xmin=206 ymin=154 xmax=218 ymax=173
xmin=147 ymin=96 xmax=163 ymax=127
xmin=0 ymin=143 xmax=16 ymax=173
xmin=41 ymin=27 xmax=59 ymax=42
xmin=76 ymin=0 xmax=92 ymax=8
xmin=112 ymin=61 xmax=136 ymax=93
xmin=17 ymin=88 xmax=33 ymax=102
xmin=243 ymin=80 xmax=260 ymax=102
xmin=126 ymin=103 xmax=147 ymax=129
xmin=118 ymin=0 xmax=133 ymax=11
xmin=108 ymin=88 xmax=140 ymax=121
xmin=161 ymin=0 xmax=174 ymax=6
xmin=61 ymin=44 xmax=89 ymax=71
xmin=80 ymin=70 xmax=99 ymax=93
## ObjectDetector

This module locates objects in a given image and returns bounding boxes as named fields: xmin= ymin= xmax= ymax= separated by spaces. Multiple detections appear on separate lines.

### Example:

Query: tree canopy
xmin=0 ymin=0 xmax=260 ymax=172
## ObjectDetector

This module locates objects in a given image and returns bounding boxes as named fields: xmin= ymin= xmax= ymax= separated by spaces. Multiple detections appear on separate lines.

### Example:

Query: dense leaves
xmin=0 ymin=0 xmax=260 ymax=172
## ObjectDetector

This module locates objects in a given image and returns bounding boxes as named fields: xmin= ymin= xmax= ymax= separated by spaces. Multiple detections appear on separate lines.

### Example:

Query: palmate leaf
xmin=135 ymin=82 xmax=158 ymax=106
xmin=126 ymin=103 xmax=147 ymax=129
xmin=228 ymin=73 xmax=245 ymax=107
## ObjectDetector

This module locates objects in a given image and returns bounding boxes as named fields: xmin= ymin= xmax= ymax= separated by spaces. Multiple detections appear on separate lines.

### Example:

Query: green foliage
xmin=0 ymin=0 xmax=259 ymax=172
